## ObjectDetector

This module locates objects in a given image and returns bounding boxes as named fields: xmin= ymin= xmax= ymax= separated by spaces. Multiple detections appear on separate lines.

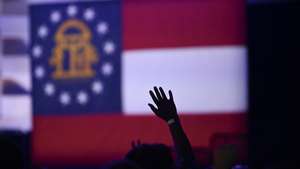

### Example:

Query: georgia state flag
xmin=29 ymin=0 xmax=247 ymax=164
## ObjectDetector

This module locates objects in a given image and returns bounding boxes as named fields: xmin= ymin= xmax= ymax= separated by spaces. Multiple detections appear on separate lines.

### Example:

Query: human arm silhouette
xmin=148 ymin=86 xmax=198 ymax=169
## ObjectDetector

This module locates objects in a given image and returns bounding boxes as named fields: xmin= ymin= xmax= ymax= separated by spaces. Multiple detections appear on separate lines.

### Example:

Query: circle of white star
xmin=77 ymin=91 xmax=88 ymax=105
xmin=32 ymin=45 xmax=42 ymax=58
xmin=60 ymin=92 xmax=71 ymax=105
xmin=50 ymin=11 xmax=61 ymax=23
xmin=84 ymin=8 xmax=95 ymax=21
xmin=37 ymin=8 xmax=116 ymax=105
xmin=103 ymin=41 xmax=115 ymax=55
xmin=38 ymin=25 xmax=48 ymax=38
xmin=67 ymin=5 xmax=77 ymax=17
xmin=97 ymin=22 xmax=109 ymax=34
xmin=92 ymin=81 xmax=103 ymax=94
xmin=44 ymin=83 xmax=55 ymax=96
xmin=35 ymin=66 xmax=45 ymax=79
xmin=102 ymin=62 xmax=113 ymax=76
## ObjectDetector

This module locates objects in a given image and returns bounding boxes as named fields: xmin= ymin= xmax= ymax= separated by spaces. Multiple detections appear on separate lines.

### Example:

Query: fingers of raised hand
xmin=150 ymin=86 xmax=172 ymax=103
xmin=154 ymin=86 xmax=163 ymax=101
xmin=149 ymin=90 xmax=159 ymax=104
xmin=159 ymin=87 xmax=167 ymax=99
xmin=168 ymin=90 xmax=173 ymax=101
xmin=148 ymin=103 xmax=158 ymax=114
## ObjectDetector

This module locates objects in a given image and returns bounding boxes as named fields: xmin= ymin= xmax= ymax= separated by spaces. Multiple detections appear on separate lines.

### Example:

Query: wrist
xmin=166 ymin=116 xmax=180 ymax=126
xmin=167 ymin=118 xmax=176 ymax=125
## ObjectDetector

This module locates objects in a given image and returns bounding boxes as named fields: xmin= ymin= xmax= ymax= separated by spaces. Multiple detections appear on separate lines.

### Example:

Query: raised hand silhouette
xmin=147 ymin=86 xmax=199 ymax=169
xmin=148 ymin=86 xmax=178 ymax=123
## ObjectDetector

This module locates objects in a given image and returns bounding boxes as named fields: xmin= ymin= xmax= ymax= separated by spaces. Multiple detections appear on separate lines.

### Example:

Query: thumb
xmin=148 ymin=103 xmax=166 ymax=121
xmin=148 ymin=103 xmax=159 ymax=117
xmin=148 ymin=103 xmax=159 ymax=114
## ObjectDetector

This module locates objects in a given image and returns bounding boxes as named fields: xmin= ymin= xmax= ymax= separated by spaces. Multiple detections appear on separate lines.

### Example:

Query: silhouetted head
xmin=0 ymin=137 xmax=23 ymax=169
xmin=125 ymin=143 xmax=175 ymax=169
xmin=103 ymin=159 xmax=142 ymax=169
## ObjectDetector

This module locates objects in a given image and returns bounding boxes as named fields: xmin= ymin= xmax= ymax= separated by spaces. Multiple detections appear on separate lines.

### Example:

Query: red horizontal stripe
xmin=32 ymin=113 xmax=247 ymax=165
xmin=123 ymin=0 xmax=246 ymax=49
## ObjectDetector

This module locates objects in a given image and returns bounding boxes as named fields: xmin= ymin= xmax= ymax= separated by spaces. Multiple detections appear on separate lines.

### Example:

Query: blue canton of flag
xmin=30 ymin=1 xmax=122 ymax=115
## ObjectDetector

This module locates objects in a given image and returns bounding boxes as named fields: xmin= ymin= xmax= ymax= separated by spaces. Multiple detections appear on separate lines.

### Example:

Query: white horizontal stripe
xmin=0 ymin=96 xmax=32 ymax=132
xmin=0 ymin=16 xmax=29 ymax=43
xmin=122 ymin=46 xmax=247 ymax=114
xmin=1 ymin=57 xmax=31 ymax=91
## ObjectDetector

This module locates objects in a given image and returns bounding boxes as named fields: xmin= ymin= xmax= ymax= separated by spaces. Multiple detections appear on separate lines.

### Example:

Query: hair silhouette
xmin=125 ymin=143 xmax=174 ymax=169
xmin=103 ymin=159 xmax=142 ymax=169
